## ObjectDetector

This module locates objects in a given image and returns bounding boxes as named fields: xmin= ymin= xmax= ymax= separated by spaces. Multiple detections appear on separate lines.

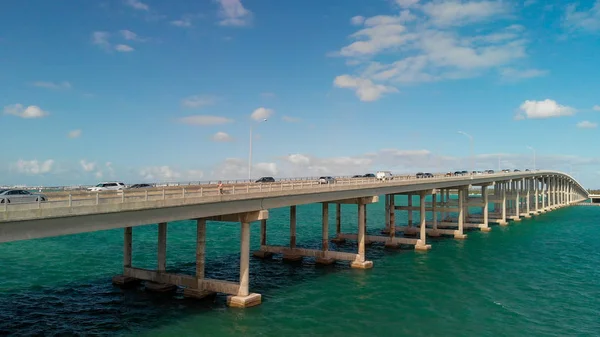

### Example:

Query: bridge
xmin=0 ymin=171 xmax=589 ymax=308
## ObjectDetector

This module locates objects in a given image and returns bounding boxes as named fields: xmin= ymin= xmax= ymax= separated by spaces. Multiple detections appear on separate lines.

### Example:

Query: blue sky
xmin=1 ymin=0 xmax=599 ymax=187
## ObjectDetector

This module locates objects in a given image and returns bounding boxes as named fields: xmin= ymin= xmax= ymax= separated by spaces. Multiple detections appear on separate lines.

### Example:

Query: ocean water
xmin=0 ymin=196 xmax=599 ymax=336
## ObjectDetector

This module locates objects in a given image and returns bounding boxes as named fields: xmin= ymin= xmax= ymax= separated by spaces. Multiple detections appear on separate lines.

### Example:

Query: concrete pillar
xmin=239 ymin=221 xmax=250 ymax=297
xmin=432 ymin=192 xmax=439 ymax=233
xmin=389 ymin=195 xmax=396 ymax=233
xmin=158 ymin=222 xmax=167 ymax=272
xmin=514 ymin=181 xmax=520 ymax=218
xmin=284 ymin=206 xmax=301 ymax=261
xmin=482 ymin=185 xmax=490 ymax=231
xmin=455 ymin=187 xmax=467 ymax=239
xmin=290 ymin=206 xmax=297 ymax=248
xmin=407 ymin=194 xmax=413 ymax=227
xmin=384 ymin=195 xmax=390 ymax=233
xmin=124 ymin=227 xmax=132 ymax=268
xmin=351 ymin=202 xmax=373 ymax=269
xmin=260 ymin=219 xmax=267 ymax=246
xmin=336 ymin=203 xmax=341 ymax=237
xmin=534 ymin=178 xmax=539 ymax=212
xmin=316 ymin=203 xmax=334 ymax=264
xmin=196 ymin=219 xmax=206 ymax=279
xmin=501 ymin=182 xmax=507 ymax=225
xmin=415 ymin=192 xmax=431 ymax=250
xmin=445 ymin=189 xmax=450 ymax=221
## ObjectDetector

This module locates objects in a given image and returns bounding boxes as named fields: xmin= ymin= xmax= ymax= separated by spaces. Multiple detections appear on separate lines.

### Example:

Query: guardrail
xmin=0 ymin=171 xmax=560 ymax=214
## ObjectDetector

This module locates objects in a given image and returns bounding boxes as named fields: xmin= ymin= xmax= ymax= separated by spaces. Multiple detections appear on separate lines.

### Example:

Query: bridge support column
xmin=253 ymin=219 xmax=273 ymax=258
xmin=500 ymin=182 xmax=508 ymax=225
xmin=454 ymin=187 xmax=467 ymax=239
xmin=351 ymin=202 xmax=374 ymax=269
xmin=415 ymin=191 xmax=432 ymax=251
xmin=407 ymin=194 xmax=413 ymax=229
xmin=283 ymin=206 xmax=302 ymax=261
xmin=331 ymin=203 xmax=345 ymax=243
xmin=430 ymin=191 xmax=440 ymax=237
xmin=316 ymin=203 xmax=335 ymax=265
xmin=481 ymin=185 xmax=491 ymax=232
xmin=383 ymin=195 xmax=391 ymax=234
xmin=385 ymin=195 xmax=399 ymax=248
xmin=112 ymin=227 xmax=140 ymax=287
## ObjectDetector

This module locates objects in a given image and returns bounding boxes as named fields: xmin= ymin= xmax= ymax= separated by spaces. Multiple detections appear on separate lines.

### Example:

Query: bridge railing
xmin=1 ymin=173 xmax=462 ymax=212
xmin=2 ymin=171 xmax=570 ymax=214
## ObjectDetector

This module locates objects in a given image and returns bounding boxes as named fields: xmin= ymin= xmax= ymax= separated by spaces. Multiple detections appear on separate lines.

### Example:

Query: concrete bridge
xmin=0 ymin=171 xmax=588 ymax=308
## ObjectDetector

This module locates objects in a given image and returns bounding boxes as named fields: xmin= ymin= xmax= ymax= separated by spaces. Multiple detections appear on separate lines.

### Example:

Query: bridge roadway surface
xmin=0 ymin=170 xmax=588 ymax=243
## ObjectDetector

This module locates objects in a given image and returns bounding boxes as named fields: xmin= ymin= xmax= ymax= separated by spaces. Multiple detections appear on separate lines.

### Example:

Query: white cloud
xmin=119 ymin=30 xmax=146 ymax=41
xmin=92 ymin=31 xmax=110 ymax=49
xmin=124 ymin=0 xmax=149 ymax=11
xmin=178 ymin=115 xmax=234 ymax=125
xmin=139 ymin=166 xmax=181 ymax=181
xmin=13 ymin=159 xmax=54 ymax=175
xmin=251 ymin=107 xmax=274 ymax=120
xmin=216 ymin=0 xmax=252 ymax=27
xmin=500 ymin=68 xmax=548 ymax=81
xmin=181 ymin=95 xmax=217 ymax=108
xmin=332 ymin=3 xmax=529 ymax=100
xmin=171 ymin=18 xmax=192 ymax=27
xmin=115 ymin=44 xmax=134 ymax=52
xmin=593 ymin=105 xmax=600 ymax=111
xmin=68 ymin=129 xmax=82 ymax=139
xmin=32 ymin=81 xmax=72 ymax=90
xmin=282 ymin=116 xmax=301 ymax=123
xmin=4 ymin=104 xmax=49 ymax=119
xmin=564 ymin=1 xmax=600 ymax=32
xmin=211 ymin=158 xmax=277 ymax=179
xmin=421 ymin=0 xmax=509 ymax=27
xmin=212 ymin=131 xmax=234 ymax=142
xmin=516 ymin=99 xmax=577 ymax=120
xmin=395 ymin=0 xmax=420 ymax=8
xmin=350 ymin=16 xmax=365 ymax=26
xmin=577 ymin=121 xmax=598 ymax=129
xmin=333 ymin=75 xmax=398 ymax=101
xmin=80 ymin=160 xmax=96 ymax=172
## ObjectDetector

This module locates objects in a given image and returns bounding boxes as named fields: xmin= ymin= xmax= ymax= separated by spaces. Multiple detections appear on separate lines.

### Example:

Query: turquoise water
xmin=1 ymin=197 xmax=599 ymax=336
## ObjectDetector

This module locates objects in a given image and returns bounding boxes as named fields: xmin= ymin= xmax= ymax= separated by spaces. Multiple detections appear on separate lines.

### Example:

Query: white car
xmin=88 ymin=182 xmax=126 ymax=192
xmin=376 ymin=171 xmax=393 ymax=181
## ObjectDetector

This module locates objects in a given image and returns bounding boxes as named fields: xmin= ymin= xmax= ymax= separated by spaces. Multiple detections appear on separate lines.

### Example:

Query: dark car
xmin=416 ymin=172 xmax=424 ymax=178
xmin=454 ymin=171 xmax=463 ymax=176
xmin=129 ymin=183 xmax=152 ymax=189
xmin=514 ymin=169 xmax=520 ymax=172
xmin=423 ymin=173 xmax=434 ymax=178
xmin=255 ymin=177 xmax=275 ymax=183
xmin=461 ymin=170 xmax=468 ymax=175
xmin=363 ymin=173 xmax=376 ymax=178
xmin=352 ymin=175 xmax=363 ymax=178
xmin=525 ymin=169 xmax=530 ymax=172
xmin=486 ymin=169 xmax=494 ymax=174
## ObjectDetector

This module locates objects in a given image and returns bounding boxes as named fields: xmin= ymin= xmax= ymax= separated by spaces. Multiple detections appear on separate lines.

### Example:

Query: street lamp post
xmin=249 ymin=118 xmax=267 ymax=181
xmin=527 ymin=146 xmax=536 ymax=171
xmin=458 ymin=131 xmax=474 ymax=174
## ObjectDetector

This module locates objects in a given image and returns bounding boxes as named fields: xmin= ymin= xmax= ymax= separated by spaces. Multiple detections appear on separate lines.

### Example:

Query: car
xmin=423 ymin=173 xmax=434 ymax=178
xmin=318 ymin=176 xmax=335 ymax=184
xmin=352 ymin=175 xmax=363 ymax=178
xmin=461 ymin=170 xmax=468 ymax=175
xmin=88 ymin=182 xmax=126 ymax=192
xmin=363 ymin=173 xmax=376 ymax=178
xmin=0 ymin=189 xmax=48 ymax=204
xmin=486 ymin=170 xmax=495 ymax=174
xmin=454 ymin=171 xmax=463 ymax=176
xmin=514 ymin=169 xmax=521 ymax=172
xmin=255 ymin=177 xmax=275 ymax=183
xmin=525 ymin=169 xmax=531 ymax=172
xmin=502 ymin=169 xmax=510 ymax=173
xmin=128 ymin=183 xmax=153 ymax=189
xmin=416 ymin=172 xmax=424 ymax=178
xmin=445 ymin=172 xmax=453 ymax=177
xmin=376 ymin=171 xmax=393 ymax=181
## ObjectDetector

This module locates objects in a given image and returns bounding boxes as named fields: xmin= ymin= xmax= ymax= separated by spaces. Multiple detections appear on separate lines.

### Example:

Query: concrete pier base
xmin=480 ymin=227 xmax=492 ymax=232
xmin=453 ymin=231 xmax=467 ymax=240
xmin=282 ymin=252 xmax=303 ymax=262
xmin=315 ymin=257 xmax=336 ymax=265
xmin=414 ymin=240 xmax=432 ymax=251
xmin=227 ymin=293 xmax=262 ymax=308
xmin=111 ymin=275 xmax=140 ymax=288
xmin=350 ymin=260 xmax=373 ymax=269
xmin=144 ymin=282 xmax=177 ymax=293
xmin=252 ymin=251 xmax=274 ymax=259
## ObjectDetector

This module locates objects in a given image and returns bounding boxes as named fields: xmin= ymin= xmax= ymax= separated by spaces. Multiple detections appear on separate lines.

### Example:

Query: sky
xmin=1 ymin=0 xmax=600 ymax=187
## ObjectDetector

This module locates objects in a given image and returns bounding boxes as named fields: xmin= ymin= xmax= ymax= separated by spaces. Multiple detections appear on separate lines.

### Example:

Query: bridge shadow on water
xmin=0 ymin=226 xmax=423 ymax=336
